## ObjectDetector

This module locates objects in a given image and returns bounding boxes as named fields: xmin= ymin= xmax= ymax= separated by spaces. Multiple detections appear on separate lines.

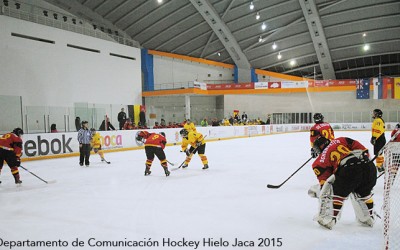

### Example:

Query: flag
xmin=356 ymin=78 xmax=370 ymax=99
xmin=372 ymin=77 xmax=387 ymax=99
xmin=394 ymin=77 xmax=400 ymax=99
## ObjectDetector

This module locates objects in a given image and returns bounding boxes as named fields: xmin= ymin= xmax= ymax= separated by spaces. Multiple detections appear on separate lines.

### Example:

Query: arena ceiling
xmin=45 ymin=0 xmax=400 ymax=80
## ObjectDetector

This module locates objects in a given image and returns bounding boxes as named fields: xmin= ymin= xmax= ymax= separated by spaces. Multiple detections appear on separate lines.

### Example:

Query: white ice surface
xmin=0 ymin=131 xmax=389 ymax=250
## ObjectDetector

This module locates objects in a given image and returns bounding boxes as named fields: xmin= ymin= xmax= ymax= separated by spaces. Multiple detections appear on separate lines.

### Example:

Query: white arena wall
xmin=17 ymin=122 xmax=399 ymax=160
xmin=0 ymin=15 xmax=142 ymax=107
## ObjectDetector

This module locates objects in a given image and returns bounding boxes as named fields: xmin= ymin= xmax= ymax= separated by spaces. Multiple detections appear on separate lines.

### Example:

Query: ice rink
xmin=0 ymin=131 xmax=389 ymax=250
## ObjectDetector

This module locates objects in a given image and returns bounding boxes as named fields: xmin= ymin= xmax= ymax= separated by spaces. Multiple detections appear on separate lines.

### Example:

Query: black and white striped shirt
xmin=77 ymin=128 xmax=92 ymax=144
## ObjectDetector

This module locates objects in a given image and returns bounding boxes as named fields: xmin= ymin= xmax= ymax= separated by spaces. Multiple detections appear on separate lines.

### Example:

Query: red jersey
xmin=0 ymin=132 xmax=23 ymax=156
xmin=310 ymin=122 xmax=335 ymax=145
xmin=312 ymin=137 xmax=367 ymax=186
xmin=144 ymin=133 xmax=167 ymax=149
xmin=391 ymin=127 xmax=400 ymax=142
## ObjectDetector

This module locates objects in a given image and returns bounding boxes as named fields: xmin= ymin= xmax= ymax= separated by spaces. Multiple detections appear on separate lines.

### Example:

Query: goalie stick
xmin=20 ymin=166 xmax=56 ymax=184
xmin=267 ymin=156 xmax=313 ymax=189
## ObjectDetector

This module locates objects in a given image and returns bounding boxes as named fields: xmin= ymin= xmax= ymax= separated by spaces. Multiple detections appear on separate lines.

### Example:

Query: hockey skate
xmin=163 ymin=167 xmax=170 ymax=177
xmin=182 ymin=164 xmax=189 ymax=169
xmin=318 ymin=217 xmax=336 ymax=230
xmin=202 ymin=164 xmax=209 ymax=169
xmin=144 ymin=166 xmax=151 ymax=176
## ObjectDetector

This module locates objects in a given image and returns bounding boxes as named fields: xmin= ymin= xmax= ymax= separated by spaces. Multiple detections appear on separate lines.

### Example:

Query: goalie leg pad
xmin=317 ymin=175 xmax=347 ymax=229
xmin=350 ymin=192 xmax=375 ymax=227
xmin=308 ymin=184 xmax=320 ymax=198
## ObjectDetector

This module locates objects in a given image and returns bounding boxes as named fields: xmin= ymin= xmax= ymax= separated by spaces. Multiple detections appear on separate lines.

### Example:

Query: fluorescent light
xmin=261 ymin=22 xmax=266 ymax=30
xmin=256 ymin=12 xmax=260 ymax=20
xmin=277 ymin=52 xmax=282 ymax=60
xmin=250 ymin=2 xmax=254 ymax=10
xmin=272 ymin=42 xmax=277 ymax=50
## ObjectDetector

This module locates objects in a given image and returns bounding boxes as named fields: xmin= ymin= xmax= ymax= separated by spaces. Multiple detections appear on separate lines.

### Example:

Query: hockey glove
xmin=377 ymin=166 xmax=385 ymax=173
xmin=196 ymin=141 xmax=202 ymax=147
xmin=311 ymin=148 xmax=318 ymax=158
xmin=370 ymin=137 xmax=376 ymax=145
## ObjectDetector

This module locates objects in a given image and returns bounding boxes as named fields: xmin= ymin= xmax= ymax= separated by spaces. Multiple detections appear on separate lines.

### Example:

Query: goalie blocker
xmin=312 ymin=136 xmax=377 ymax=229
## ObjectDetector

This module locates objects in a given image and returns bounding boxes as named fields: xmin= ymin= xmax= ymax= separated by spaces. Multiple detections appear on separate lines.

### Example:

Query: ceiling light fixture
xmin=290 ymin=59 xmax=296 ymax=66
xmin=277 ymin=52 xmax=282 ymax=60
xmin=258 ymin=36 xmax=263 ymax=43
xmin=157 ymin=0 xmax=163 ymax=3
xmin=272 ymin=42 xmax=277 ymax=50
xmin=362 ymin=33 xmax=366 ymax=37
xmin=363 ymin=44 xmax=370 ymax=51
xmin=249 ymin=2 xmax=254 ymax=10
xmin=256 ymin=12 xmax=260 ymax=20
xmin=217 ymin=52 xmax=221 ymax=56
xmin=261 ymin=22 xmax=266 ymax=30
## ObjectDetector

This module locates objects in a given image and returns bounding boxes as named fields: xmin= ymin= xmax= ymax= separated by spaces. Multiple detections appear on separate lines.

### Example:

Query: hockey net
xmin=383 ymin=142 xmax=400 ymax=250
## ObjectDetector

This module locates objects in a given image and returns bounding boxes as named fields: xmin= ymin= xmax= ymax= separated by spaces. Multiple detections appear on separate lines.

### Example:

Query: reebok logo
xmin=24 ymin=135 xmax=73 ymax=156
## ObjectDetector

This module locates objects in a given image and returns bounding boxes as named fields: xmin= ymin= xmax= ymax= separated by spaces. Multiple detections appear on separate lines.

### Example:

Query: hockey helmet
xmin=12 ymin=127 xmax=24 ymax=136
xmin=160 ymin=132 xmax=166 ymax=137
xmin=313 ymin=113 xmax=324 ymax=123
xmin=313 ymin=136 xmax=331 ymax=154
xmin=180 ymin=129 xmax=189 ymax=137
xmin=372 ymin=109 xmax=383 ymax=118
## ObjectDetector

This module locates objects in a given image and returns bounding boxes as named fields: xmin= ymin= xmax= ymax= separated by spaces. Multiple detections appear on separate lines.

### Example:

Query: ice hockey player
xmin=391 ymin=123 xmax=400 ymax=142
xmin=90 ymin=128 xmax=107 ymax=163
xmin=0 ymin=128 xmax=23 ymax=184
xmin=371 ymin=109 xmax=386 ymax=172
xmin=183 ymin=119 xmax=197 ymax=132
xmin=136 ymin=131 xmax=170 ymax=177
xmin=310 ymin=113 xmax=335 ymax=158
xmin=180 ymin=128 xmax=208 ymax=169
xmin=311 ymin=135 xmax=377 ymax=229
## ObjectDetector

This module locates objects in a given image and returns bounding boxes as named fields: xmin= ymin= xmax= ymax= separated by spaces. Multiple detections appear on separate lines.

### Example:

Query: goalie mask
xmin=313 ymin=113 xmax=324 ymax=123
xmin=313 ymin=136 xmax=330 ymax=154
xmin=180 ymin=129 xmax=189 ymax=137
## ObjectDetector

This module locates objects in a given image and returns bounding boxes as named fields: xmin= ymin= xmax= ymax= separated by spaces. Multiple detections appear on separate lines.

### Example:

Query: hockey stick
xmin=267 ymin=156 xmax=313 ymax=189
xmin=20 ymin=166 xmax=56 ymax=184
xmin=171 ymin=148 xmax=199 ymax=171
xmin=101 ymin=158 xmax=111 ymax=164
xmin=166 ymin=160 xmax=175 ymax=166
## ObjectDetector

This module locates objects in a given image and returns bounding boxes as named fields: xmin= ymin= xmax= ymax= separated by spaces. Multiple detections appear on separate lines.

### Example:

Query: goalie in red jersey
xmin=0 ymin=128 xmax=24 ymax=184
xmin=311 ymin=136 xmax=377 ymax=229
xmin=310 ymin=113 xmax=335 ymax=158
xmin=136 ymin=131 xmax=170 ymax=177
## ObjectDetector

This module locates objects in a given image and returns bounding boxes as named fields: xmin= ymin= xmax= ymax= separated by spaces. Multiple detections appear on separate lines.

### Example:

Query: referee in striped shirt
xmin=77 ymin=120 xmax=92 ymax=166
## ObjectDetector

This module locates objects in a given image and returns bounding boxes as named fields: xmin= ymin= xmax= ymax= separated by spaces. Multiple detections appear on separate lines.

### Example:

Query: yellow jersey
xmin=181 ymin=131 xmax=205 ymax=151
xmin=372 ymin=117 xmax=385 ymax=139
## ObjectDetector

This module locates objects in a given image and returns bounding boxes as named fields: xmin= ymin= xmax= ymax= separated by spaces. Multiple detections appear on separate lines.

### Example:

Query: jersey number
xmin=330 ymin=145 xmax=351 ymax=164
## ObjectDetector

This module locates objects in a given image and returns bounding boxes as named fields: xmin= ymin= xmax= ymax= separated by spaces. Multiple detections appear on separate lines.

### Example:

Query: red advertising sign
xmin=268 ymin=82 xmax=281 ymax=89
